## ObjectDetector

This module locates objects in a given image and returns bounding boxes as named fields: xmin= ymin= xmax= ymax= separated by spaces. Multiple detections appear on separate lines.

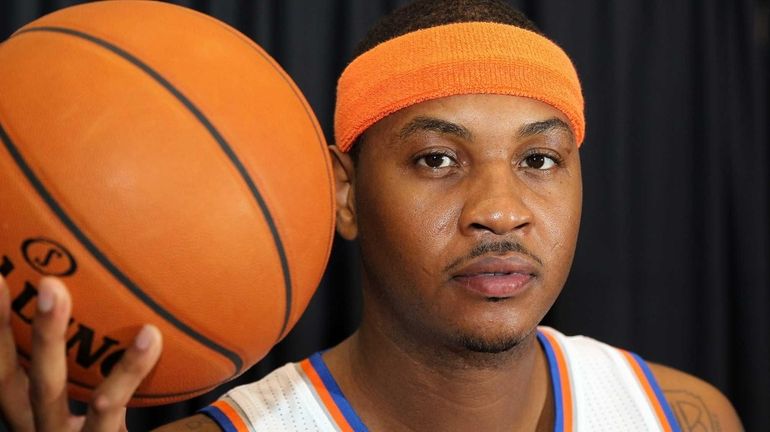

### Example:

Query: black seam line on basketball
xmin=241 ymin=40 xmax=336 ymax=340
xmin=15 ymin=348 xmax=217 ymax=399
xmin=0 ymin=117 xmax=244 ymax=380
xmin=21 ymin=25 xmax=294 ymax=345
xmin=0 ymin=123 xmax=248 ymax=377
xmin=215 ymin=25 xmax=332 ymax=255
xmin=18 ymin=27 xmax=295 ymax=343
xmin=9 ymin=27 xmax=300 ymax=374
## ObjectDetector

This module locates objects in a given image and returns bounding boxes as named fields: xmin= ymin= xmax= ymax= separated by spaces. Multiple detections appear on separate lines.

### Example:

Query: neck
xmin=323 ymin=313 xmax=553 ymax=432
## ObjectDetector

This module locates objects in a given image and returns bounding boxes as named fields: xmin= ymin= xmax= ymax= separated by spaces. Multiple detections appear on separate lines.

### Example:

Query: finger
xmin=119 ymin=410 xmax=129 ymax=432
xmin=29 ymin=277 xmax=73 ymax=431
xmin=69 ymin=415 xmax=86 ymax=430
xmin=82 ymin=324 xmax=162 ymax=432
xmin=0 ymin=274 xmax=35 ymax=432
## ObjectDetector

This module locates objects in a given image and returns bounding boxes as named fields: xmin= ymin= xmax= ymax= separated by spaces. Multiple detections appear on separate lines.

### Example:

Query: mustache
xmin=443 ymin=240 xmax=544 ymax=274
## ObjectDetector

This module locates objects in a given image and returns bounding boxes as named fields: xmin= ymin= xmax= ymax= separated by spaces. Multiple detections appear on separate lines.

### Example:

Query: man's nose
xmin=459 ymin=164 xmax=533 ymax=236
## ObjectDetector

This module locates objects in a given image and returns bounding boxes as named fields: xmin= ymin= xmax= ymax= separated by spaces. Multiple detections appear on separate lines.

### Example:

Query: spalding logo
xmin=1 ymin=253 xmax=127 ymax=377
xmin=21 ymin=237 xmax=77 ymax=277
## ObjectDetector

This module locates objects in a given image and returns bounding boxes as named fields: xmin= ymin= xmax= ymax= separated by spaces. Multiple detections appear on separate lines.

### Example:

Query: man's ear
xmin=329 ymin=145 xmax=357 ymax=240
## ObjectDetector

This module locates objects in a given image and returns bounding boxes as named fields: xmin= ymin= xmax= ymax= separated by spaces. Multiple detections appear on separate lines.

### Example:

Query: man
xmin=0 ymin=0 xmax=742 ymax=430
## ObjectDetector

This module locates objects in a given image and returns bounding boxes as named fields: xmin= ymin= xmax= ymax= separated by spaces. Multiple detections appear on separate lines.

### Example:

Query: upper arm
xmin=150 ymin=413 xmax=222 ymax=432
xmin=648 ymin=362 xmax=743 ymax=432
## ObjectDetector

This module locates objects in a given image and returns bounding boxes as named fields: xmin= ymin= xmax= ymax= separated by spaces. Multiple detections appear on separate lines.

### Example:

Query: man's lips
xmin=450 ymin=256 xmax=538 ymax=298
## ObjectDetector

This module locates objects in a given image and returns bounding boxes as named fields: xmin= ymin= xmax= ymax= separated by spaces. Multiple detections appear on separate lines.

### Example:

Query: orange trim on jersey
xmin=299 ymin=358 xmax=355 ymax=432
xmin=620 ymin=350 xmax=672 ymax=432
xmin=539 ymin=329 xmax=574 ymax=431
xmin=210 ymin=400 xmax=250 ymax=432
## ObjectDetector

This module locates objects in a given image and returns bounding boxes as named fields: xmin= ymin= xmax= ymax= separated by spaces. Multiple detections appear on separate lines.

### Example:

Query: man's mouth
xmin=451 ymin=256 xmax=538 ymax=298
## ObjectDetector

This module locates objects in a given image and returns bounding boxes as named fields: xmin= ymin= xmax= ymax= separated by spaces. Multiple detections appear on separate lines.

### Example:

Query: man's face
xmin=348 ymin=94 xmax=582 ymax=354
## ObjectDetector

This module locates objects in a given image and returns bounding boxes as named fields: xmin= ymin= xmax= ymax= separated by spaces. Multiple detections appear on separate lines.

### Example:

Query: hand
xmin=0 ymin=275 xmax=162 ymax=431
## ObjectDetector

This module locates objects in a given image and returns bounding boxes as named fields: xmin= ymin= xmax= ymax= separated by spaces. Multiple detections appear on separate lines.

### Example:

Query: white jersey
xmin=201 ymin=327 xmax=680 ymax=431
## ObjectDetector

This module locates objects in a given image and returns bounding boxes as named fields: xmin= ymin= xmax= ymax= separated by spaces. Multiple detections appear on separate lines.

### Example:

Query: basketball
xmin=0 ymin=1 xmax=334 ymax=406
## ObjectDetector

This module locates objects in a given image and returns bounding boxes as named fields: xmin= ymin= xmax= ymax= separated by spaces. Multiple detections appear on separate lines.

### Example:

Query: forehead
xmin=364 ymin=94 xmax=573 ymax=143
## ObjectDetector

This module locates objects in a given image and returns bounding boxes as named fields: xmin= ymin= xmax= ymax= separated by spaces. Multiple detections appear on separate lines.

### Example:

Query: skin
xmin=651 ymin=362 xmax=744 ymax=432
xmin=321 ymin=94 xmax=582 ymax=431
xmin=0 ymin=95 xmax=743 ymax=431
xmin=0 ymin=276 xmax=163 ymax=432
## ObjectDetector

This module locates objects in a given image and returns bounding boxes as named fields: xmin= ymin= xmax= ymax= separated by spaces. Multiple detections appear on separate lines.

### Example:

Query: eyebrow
xmin=397 ymin=115 xmax=574 ymax=144
xmin=398 ymin=116 xmax=472 ymax=141
xmin=517 ymin=117 xmax=574 ymax=141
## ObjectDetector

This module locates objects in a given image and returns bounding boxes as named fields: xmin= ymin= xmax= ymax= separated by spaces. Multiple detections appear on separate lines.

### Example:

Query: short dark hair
xmin=352 ymin=0 xmax=541 ymax=59
xmin=346 ymin=0 xmax=541 ymax=162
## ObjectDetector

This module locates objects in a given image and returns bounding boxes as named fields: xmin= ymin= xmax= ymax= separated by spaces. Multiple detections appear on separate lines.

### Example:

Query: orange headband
xmin=335 ymin=22 xmax=585 ymax=151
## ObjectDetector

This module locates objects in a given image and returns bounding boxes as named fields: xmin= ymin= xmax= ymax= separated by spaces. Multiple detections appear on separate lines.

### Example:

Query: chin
xmin=447 ymin=321 xmax=535 ymax=355
xmin=457 ymin=334 xmax=522 ymax=353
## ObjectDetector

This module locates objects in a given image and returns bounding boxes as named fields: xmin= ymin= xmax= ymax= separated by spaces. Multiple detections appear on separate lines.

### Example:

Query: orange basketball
xmin=0 ymin=1 xmax=334 ymax=406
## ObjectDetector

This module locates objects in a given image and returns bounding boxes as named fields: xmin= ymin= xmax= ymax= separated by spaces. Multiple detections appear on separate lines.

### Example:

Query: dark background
xmin=1 ymin=0 xmax=768 ymax=430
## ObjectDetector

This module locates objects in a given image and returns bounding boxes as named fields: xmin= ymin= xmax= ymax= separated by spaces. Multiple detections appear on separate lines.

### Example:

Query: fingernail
xmin=134 ymin=325 xmax=154 ymax=351
xmin=37 ymin=287 xmax=55 ymax=313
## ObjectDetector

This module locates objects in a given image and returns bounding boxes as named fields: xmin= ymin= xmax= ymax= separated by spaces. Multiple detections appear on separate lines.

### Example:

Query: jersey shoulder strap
xmin=538 ymin=326 xmax=680 ymax=432
xmin=200 ymin=353 xmax=367 ymax=432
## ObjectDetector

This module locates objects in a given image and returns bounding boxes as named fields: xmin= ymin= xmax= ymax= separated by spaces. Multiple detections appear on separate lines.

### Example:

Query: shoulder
xmin=152 ymin=361 xmax=310 ymax=431
xmin=648 ymin=362 xmax=744 ymax=432
xmin=151 ymin=414 xmax=222 ymax=432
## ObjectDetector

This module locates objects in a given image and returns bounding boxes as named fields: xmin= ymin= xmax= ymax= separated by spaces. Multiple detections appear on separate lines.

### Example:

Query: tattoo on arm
xmin=664 ymin=389 xmax=721 ymax=432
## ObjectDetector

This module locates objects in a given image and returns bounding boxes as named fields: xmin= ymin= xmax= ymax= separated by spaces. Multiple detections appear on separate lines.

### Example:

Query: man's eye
xmin=418 ymin=154 xmax=455 ymax=169
xmin=521 ymin=154 xmax=557 ymax=170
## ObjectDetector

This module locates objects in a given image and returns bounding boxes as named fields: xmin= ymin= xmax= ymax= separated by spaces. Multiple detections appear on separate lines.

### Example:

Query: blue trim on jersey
xmin=199 ymin=406 xmax=239 ymax=432
xmin=309 ymin=352 xmax=370 ymax=431
xmin=537 ymin=331 xmax=564 ymax=432
xmin=629 ymin=352 xmax=682 ymax=431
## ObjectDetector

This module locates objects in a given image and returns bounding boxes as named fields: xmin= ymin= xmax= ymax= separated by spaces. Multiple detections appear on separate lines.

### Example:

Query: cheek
xmin=532 ymin=179 xmax=582 ymax=272
xmin=356 ymin=172 xmax=460 ymax=276
xmin=412 ymin=191 xmax=460 ymax=242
